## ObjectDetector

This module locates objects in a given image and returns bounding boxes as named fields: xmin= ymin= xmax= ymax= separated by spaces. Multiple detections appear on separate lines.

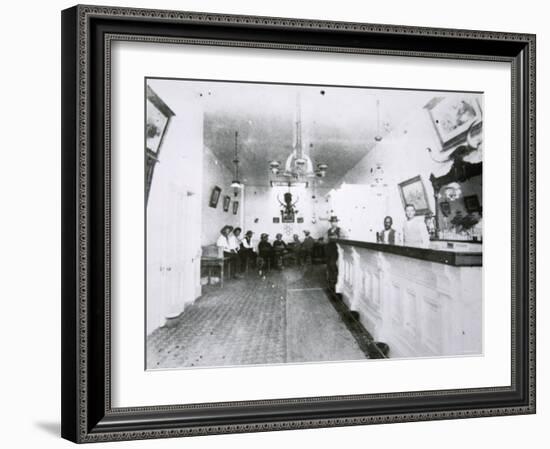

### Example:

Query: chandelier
xmin=230 ymin=131 xmax=243 ymax=195
xmin=269 ymin=93 xmax=327 ymax=180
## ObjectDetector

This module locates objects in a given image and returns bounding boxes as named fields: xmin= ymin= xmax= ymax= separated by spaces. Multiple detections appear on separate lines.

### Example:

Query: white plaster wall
xmin=201 ymin=146 xmax=242 ymax=246
xmin=331 ymin=94 xmax=480 ymax=240
xmin=146 ymin=79 xmax=204 ymax=333
xmin=243 ymin=184 xmax=332 ymax=246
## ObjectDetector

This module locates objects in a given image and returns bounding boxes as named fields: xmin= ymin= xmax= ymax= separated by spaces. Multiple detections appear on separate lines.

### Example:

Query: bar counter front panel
xmin=335 ymin=239 xmax=482 ymax=359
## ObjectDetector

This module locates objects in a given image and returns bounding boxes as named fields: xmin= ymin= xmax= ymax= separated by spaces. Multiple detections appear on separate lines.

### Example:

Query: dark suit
xmin=377 ymin=228 xmax=396 ymax=244
xmin=326 ymin=226 xmax=342 ymax=290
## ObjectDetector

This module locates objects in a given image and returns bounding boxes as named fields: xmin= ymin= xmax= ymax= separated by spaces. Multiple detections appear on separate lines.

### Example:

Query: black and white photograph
xmin=55 ymin=2 xmax=538 ymax=445
xmin=145 ymin=78 xmax=484 ymax=369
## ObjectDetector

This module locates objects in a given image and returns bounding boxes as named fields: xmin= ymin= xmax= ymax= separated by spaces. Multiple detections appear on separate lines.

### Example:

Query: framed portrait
xmin=145 ymin=86 xmax=174 ymax=203
xmin=209 ymin=186 xmax=221 ymax=208
xmin=398 ymin=175 xmax=431 ymax=216
xmin=425 ymin=95 xmax=483 ymax=149
xmin=61 ymin=5 xmax=535 ymax=444
xmin=223 ymin=195 xmax=231 ymax=212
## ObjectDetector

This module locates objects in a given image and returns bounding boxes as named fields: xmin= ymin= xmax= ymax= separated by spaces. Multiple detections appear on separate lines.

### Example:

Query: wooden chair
xmin=282 ymin=249 xmax=298 ymax=267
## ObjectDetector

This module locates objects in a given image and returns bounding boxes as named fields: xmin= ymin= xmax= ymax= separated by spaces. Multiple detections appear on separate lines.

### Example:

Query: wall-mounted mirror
xmin=430 ymin=146 xmax=482 ymax=242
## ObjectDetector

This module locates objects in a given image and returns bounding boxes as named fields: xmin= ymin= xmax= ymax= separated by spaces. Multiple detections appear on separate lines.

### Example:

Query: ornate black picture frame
xmin=61 ymin=4 xmax=535 ymax=443
xmin=209 ymin=186 xmax=222 ymax=208
xmin=223 ymin=195 xmax=231 ymax=212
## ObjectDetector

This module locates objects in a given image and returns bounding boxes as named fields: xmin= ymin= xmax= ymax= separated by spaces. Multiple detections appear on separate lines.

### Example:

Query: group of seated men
xmin=216 ymin=225 xmax=317 ymax=276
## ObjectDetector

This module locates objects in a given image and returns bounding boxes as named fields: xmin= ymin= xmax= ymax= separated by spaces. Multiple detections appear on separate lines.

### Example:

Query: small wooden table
xmin=201 ymin=255 xmax=232 ymax=287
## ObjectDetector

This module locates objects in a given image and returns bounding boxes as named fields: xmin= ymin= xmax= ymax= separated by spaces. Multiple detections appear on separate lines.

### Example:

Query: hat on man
xmin=220 ymin=225 xmax=233 ymax=234
xmin=245 ymin=230 xmax=253 ymax=237
xmin=329 ymin=216 xmax=339 ymax=223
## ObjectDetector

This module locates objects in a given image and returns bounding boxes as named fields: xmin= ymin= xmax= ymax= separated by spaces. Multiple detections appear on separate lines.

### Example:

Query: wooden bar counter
xmin=335 ymin=239 xmax=482 ymax=359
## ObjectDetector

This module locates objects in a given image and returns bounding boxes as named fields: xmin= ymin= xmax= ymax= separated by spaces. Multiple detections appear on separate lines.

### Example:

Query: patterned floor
xmin=146 ymin=264 xmax=367 ymax=370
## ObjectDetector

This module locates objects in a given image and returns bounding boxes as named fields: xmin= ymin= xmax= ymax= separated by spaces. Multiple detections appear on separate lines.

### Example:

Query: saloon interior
xmin=145 ymin=79 xmax=483 ymax=369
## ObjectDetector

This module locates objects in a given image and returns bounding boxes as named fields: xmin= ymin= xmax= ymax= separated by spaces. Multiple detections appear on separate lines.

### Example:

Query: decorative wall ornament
xmin=278 ymin=191 xmax=299 ymax=223
xmin=441 ymin=182 xmax=462 ymax=201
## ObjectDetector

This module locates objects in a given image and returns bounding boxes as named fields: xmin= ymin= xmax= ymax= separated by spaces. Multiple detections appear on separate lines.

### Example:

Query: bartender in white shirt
xmin=402 ymin=204 xmax=430 ymax=248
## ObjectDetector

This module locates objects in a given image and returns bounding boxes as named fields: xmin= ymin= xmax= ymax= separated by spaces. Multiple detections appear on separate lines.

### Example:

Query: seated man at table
xmin=287 ymin=234 xmax=302 ymax=265
xmin=272 ymin=233 xmax=288 ymax=269
xmin=301 ymin=230 xmax=315 ymax=264
xmin=239 ymin=230 xmax=257 ymax=272
xmin=257 ymin=233 xmax=273 ymax=275
xmin=228 ymin=227 xmax=244 ymax=275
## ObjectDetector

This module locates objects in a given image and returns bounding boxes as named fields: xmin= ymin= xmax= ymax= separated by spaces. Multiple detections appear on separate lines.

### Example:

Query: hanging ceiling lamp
xmin=230 ymin=131 xmax=243 ymax=194
xmin=269 ymin=160 xmax=281 ymax=175
xmin=269 ymin=93 xmax=327 ymax=182
xmin=374 ymin=98 xmax=383 ymax=142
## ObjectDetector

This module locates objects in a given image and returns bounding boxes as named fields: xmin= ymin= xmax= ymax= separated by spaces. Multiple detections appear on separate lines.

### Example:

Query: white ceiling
xmin=166 ymin=80 xmax=442 ymax=188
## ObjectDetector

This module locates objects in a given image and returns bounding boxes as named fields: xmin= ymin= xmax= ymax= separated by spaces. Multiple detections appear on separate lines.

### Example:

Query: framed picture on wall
xmin=398 ymin=175 xmax=431 ymax=216
xmin=425 ymin=95 xmax=483 ymax=149
xmin=209 ymin=186 xmax=221 ymax=208
xmin=223 ymin=195 xmax=231 ymax=212
xmin=62 ymin=5 xmax=535 ymax=444
xmin=145 ymin=86 xmax=174 ymax=204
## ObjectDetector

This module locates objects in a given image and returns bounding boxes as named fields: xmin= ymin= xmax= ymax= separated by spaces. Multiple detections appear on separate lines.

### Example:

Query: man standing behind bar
xmin=326 ymin=216 xmax=346 ymax=292
xmin=402 ymin=204 xmax=430 ymax=248
xmin=377 ymin=216 xmax=397 ymax=244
